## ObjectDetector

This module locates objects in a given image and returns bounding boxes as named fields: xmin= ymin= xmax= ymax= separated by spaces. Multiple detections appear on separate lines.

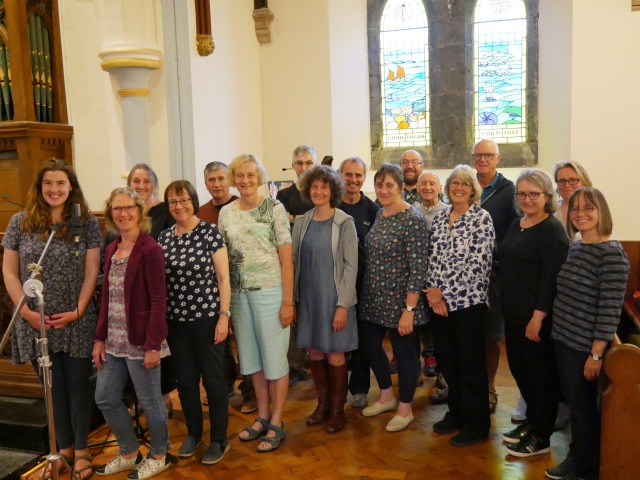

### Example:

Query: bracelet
xmin=219 ymin=310 xmax=231 ymax=317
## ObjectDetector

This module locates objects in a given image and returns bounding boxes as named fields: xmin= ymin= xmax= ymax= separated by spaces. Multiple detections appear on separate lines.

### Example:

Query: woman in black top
xmin=499 ymin=168 xmax=568 ymax=458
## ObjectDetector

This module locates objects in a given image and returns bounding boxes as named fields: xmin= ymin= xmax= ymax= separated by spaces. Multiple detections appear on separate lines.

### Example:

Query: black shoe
xmin=545 ymin=456 xmax=574 ymax=479
xmin=433 ymin=413 xmax=461 ymax=435
xmin=422 ymin=355 xmax=438 ymax=377
xmin=288 ymin=369 xmax=308 ymax=387
xmin=429 ymin=387 xmax=448 ymax=404
xmin=502 ymin=422 xmax=531 ymax=444
xmin=450 ymin=429 xmax=487 ymax=447
xmin=506 ymin=434 xmax=550 ymax=457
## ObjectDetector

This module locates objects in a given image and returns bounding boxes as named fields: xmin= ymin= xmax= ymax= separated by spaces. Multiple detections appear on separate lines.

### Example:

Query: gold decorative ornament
xmin=196 ymin=34 xmax=215 ymax=56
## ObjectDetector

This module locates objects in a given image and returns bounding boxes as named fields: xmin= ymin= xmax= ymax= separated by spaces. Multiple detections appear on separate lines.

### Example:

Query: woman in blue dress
xmin=292 ymin=165 xmax=358 ymax=434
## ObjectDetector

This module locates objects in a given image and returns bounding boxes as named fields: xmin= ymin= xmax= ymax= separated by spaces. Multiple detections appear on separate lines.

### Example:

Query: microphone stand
xmin=0 ymin=226 xmax=75 ymax=480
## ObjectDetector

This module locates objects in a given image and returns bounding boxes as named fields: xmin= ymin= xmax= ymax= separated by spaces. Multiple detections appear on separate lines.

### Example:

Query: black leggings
xmin=359 ymin=321 xmax=420 ymax=404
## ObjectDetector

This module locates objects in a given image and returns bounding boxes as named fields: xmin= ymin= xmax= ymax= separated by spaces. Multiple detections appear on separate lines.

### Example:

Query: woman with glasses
xmin=425 ymin=165 xmax=494 ymax=447
xmin=553 ymin=161 xmax=593 ymax=228
xmin=498 ymin=169 xmax=568 ymax=458
xmin=358 ymin=163 xmax=429 ymax=433
xmin=93 ymin=187 xmax=173 ymax=479
xmin=548 ymin=187 xmax=629 ymax=480
xmin=217 ymin=154 xmax=294 ymax=452
xmin=157 ymin=181 xmax=232 ymax=465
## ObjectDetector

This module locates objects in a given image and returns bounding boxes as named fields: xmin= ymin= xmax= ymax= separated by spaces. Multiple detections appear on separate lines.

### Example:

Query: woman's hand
xmin=22 ymin=310 xmax=48 ymax=331
xmin=92 ymin=341 xmax=106 ymax=370
xmin=431 ymin=300 xmax=449 ymax=317
xmin=143 ymin=350 xmax=161 ymax=370
xmin=584 ymin=356 xmax=602 ymax=381
xmin=333 ymin=307 xmax=347 ymax=332
xmin=398 ymin=310 xmax=415 ymax=336
xmin=280 ymin=304 xmax=296 ymax=328
xmin=214 ymin=315 xmax=229 ymax=344
xmin=424 ymin=288 xmax=444 ymax=307
xmin=525 ymin=316 xmax=543 ymax=343
xmin=46 ymin=311 xmax=79 ymax=330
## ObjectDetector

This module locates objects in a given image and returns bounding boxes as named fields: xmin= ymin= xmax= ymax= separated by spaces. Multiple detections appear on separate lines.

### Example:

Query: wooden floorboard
xmin=26 ymin=344 xmax=569 ymax=480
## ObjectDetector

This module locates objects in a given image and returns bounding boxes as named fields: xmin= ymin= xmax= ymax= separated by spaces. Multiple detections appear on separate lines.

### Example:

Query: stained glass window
xmin=474 ymin=0 xmax=527 ymax=143
xmin=380 ymin=0 xmax=429 ymax=147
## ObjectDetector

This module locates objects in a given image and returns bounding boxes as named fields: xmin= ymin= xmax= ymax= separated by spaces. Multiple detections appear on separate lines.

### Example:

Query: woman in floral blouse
xmin=425 ymin=164 xmax=495 ymax=448
xmin=158 ymin=180 xmax=232 ymax=466
xmin=359 ymin=163 xmax=429 ymax=433
xmin=217 ymin=154 xmax=294 ymax=453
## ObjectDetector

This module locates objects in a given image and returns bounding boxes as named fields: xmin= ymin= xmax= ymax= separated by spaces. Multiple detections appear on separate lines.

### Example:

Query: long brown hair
xmin=21 ymin=158 xmax=92 ymax=241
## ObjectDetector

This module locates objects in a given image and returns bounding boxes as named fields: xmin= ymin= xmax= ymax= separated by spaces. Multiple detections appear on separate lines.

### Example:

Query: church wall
xmin=58 ymin=0 xmax=171 ymax=210
xmin=190 ymin=0 xmax=264 ymax=198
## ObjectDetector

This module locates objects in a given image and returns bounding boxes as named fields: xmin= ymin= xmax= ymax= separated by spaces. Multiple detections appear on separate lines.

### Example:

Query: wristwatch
xmin=405 ymin=305 xmax=416 ymax=312
xmin=219 ymin=310 xmax=231 ymax=317
xmin=591 ymin=353 xmax=603 ymax=361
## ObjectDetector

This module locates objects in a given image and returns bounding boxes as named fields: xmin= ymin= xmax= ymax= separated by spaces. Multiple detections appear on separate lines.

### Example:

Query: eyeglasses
xmin=293 ymin=161 xmax=315 ymax=168
xmin=515 ymin=192 xmax=544 ymax=200
xmin=112 ymin=205 xmax=136 ymax=215
xmin=569 ymin=205 xmax=597 ymax=215
xmin=168 ymin=198 xmax=192 ymax=208
xmin=472 ymin=153 xmax=496 ymax=161
xmin=450 ymin=181 xmax=472 ymax=189
xmin=401 ymin=159 xmax=423 ymax=166
xmin=556 ymin=178 xmax=580 ymax=186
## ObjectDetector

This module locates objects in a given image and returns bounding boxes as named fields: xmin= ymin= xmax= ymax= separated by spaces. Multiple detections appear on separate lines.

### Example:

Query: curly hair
xmin=21 ymin=158 xmax=91 ymax=241
xmin=298 ymin=165 xmax=344 ymax=208
xmin=104 ymin=187 xmax=151 ymax=234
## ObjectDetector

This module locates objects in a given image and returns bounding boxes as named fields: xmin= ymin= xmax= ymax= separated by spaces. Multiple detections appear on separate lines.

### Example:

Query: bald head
xmin=400 ymin=150 xmax=424 ymax=187
xmin=417 ymin=171 xmax=442 ymax=207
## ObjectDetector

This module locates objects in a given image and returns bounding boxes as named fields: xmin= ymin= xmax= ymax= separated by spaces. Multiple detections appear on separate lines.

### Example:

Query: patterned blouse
xmin=158 ymin=220 xmax=225 ymax=322
xmin=426 ymin=204 xmax=495 ymax=312
xmin=359 ymin=206 xmax=429 ymax=328
xmin=2 ymin=212 xmax=101 ymax=363
xmin=105 ymin=256 xmax=169 ymax=359
xmin=218 ymin=197 xmax=292 ymax=292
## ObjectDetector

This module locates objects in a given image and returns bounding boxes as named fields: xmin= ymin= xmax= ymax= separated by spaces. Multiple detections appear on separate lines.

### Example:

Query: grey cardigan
xmin=292 ymin=208 xmax=358 ymax=310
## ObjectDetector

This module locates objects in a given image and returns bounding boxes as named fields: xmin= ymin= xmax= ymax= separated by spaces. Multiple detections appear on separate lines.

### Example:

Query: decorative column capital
xmin=99 ymin=48 xmax=163 ymax=72
xmin=253 ymin=7 xmax=275 ymax=45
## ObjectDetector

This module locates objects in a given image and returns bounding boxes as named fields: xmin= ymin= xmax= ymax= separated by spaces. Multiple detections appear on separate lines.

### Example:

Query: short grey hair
xmin=338 ymin=156 xmax=368 ymax=176
xmin=292 ymin=145 xmax=316 ymax=162
xmin=516 ymin=168 xmax=559 ymax=214
xmin=444 ymin=164 xmax=483 ymax=206
xmin=204 ymin=161 xmax=228 ymax=179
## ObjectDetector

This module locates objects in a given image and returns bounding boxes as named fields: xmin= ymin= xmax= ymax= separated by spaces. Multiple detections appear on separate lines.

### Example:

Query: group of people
xmin=1 ymin=139 xmax=630 ymax=480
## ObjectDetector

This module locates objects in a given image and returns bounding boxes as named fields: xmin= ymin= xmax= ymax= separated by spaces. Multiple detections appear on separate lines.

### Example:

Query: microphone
xmin=281 ymin=167 xmax=294 ymax=171
xmin=69 ymin=204 xmax=84 ymax=259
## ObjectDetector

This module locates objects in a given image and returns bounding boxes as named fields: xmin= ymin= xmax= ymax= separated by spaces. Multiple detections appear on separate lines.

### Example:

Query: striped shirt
xmin=552 ymin=240 xmax=629 ymax=353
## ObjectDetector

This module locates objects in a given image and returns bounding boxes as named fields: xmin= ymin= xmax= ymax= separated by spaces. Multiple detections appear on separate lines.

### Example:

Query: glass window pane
xmin=474 ymin=0 xmax=527 ymax=143
xmin=380 ymin=0 xmax=429 ymax=147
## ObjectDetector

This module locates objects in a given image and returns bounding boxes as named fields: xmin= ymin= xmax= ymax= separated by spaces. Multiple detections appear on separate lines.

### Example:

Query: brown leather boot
xmin=307 ymin=359 xmax=330 ymax=425
xmin=326 ymin=363 xmax=348 ymax=433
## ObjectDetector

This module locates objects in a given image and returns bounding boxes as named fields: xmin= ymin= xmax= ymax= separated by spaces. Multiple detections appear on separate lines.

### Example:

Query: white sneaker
xmin=350 ymin=394 xmax=367 ymax=409
xmin=95 ymin=452 xmax=142 ymax=476
xmin=127 ymin=454 xmax=173 ymax=480
xmin=511 ymin=394 xmax=527 ymax=423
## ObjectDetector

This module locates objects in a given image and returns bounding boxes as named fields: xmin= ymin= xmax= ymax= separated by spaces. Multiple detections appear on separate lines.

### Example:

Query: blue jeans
xmin=95 ymin=354 xmax=169 ymax=456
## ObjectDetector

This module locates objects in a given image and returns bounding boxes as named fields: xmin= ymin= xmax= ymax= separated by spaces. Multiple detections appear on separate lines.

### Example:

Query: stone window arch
xmin=368 ymin=0 xmax=538 ymax=169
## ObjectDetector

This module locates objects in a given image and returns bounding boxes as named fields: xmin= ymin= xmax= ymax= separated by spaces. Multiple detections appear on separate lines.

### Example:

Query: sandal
xmin=257 ymin=422 xmax=286 ymax=453
xmin=73 ymin=454 xmax=94 ymax=480
xmin=42 ymin=453 xmax=73 ymax=480
xmin=489 ymin=389 xmax=498 ymax=414
xmin=239 ymin=416 xmax=270 ymax=442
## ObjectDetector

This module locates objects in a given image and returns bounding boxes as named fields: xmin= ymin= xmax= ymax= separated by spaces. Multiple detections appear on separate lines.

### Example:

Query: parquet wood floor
xmin=30 ymin=344 xmax=569 ymax=480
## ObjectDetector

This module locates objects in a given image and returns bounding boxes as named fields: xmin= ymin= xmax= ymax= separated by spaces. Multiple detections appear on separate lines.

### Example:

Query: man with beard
xmin=337 ymin=157 xmax=380 ymax=408
xmin=400 ymin=150 xmax=425 ymax=207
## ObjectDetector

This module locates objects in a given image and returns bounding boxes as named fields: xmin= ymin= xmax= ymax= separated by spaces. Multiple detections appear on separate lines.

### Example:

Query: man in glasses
xmin=276 ymin=144 xmax=316 ymax=224
xmin=399 ymin=149 xmax=425 ymax=207
xmin=471 ymin=138 xmax=518 ymax=414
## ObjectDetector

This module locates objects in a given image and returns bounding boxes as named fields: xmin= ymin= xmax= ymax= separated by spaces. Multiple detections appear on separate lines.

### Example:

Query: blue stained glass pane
xmin=380 ymin=0 xmax=429 ymax=147
xmin=474 ymin=0 xmax=527 ymax=143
